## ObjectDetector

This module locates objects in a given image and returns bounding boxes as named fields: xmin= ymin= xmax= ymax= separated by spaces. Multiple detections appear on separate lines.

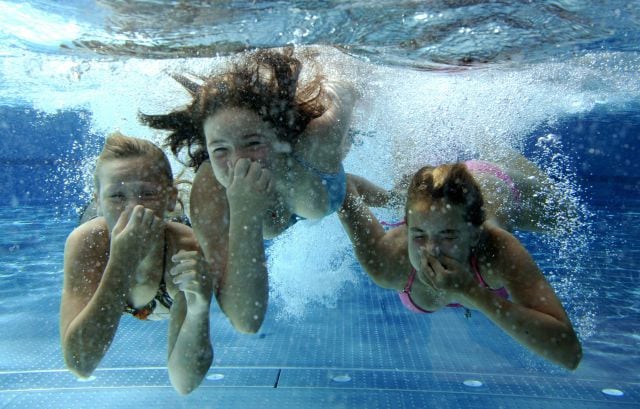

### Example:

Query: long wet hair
xmin=139 ymin=48 xmax=328 ymax=168
xmin=405 ymin=163 xmax=486 ymax=227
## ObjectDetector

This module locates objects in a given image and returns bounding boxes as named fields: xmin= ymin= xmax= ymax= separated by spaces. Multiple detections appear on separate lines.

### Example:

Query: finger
xmin=416 ymin=264 xmax=438 ymax=288
xmin=419 ymin=247 xmax=431 ymax=268
xmin=438 ymin=254 xmax=463 ymax=271
xmin=173 ymin=269 xmax=196 ymax=283
xmin=243 ymin=161 xmax=263 ymax=183
xmin=172 ymin=250 xmax=199 ymax=263
xmin=256 ymin=167 xmax=271 ymax=190
xmin=171 ymin=259 xmax=197 ymax=275
xmin=141 ymin=208 xmax=155 ymax=227
xmin=265 ymin=175 xmax=274 ymax=193
xmin=170 ymin=256 xmax=197 ymax=275
xmin=227 ymin=160 xmax=235 ymax=184
xmin=113 ymin=206 xmax=133 ymax=233
xmin=129 ymin=205 xmax=145 ymax=226
xmin=427 ymin=254 xmax=447 ymax=274
xmin=173 ymin=270 xmax=202 ymax=291
xmin=233 ymin=158 xmax=251 ymax=179
xmin=151 ymin=217 xmax=166 ymax=235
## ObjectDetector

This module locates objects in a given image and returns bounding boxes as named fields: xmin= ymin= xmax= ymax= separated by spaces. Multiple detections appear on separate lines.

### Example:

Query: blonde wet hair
xmin=93 ymin=131 xmax=174 ymax=191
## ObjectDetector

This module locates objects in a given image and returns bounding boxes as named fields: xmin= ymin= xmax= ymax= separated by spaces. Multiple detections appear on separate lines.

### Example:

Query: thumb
xmin=227 ymin=160 xmax=235 ymax=185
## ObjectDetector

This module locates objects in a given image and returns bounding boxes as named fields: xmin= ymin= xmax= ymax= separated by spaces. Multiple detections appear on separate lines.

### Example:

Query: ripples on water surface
xmin=0 ymin=1 xmax=638 ymax=65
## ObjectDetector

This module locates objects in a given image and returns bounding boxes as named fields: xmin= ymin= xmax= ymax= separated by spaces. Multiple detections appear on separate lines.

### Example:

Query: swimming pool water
xmin=0 ymin=175 xmax=638 ymax=408
xmin=1 ymin=2 xmax=639 ymax=408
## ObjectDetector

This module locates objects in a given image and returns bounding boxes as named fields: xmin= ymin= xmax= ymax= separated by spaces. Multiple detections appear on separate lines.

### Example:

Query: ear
xmin=93 ymin=191 xmax=102 ymax=216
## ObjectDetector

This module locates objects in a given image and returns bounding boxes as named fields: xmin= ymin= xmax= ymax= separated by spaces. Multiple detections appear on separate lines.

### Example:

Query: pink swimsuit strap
xmin=399 ymin=255 xmax=508 ymax=313
xmin=381 ymin=220 xmax=406 ymax=228
xmin=464 ymin=160 xmax=521 ymax=203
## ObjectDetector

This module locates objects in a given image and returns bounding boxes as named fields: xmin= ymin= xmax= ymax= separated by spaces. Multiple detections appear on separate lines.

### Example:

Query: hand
xmin=415 ymin=251 xmax=475 ymax=295
xmin=170 ymin=251 xmax=213 ymax=314
xmin=225 ymin=158 xmax=273 ymax=217
xmin=110 ymin=205 xmax=165 ymax=270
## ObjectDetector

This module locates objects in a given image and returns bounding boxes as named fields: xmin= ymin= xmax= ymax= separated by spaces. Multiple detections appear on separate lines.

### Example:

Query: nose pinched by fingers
xmin=233 ymin=158 xmax=252 ymax=177
xmin=416 ymin=260 xmax=438 ymax=288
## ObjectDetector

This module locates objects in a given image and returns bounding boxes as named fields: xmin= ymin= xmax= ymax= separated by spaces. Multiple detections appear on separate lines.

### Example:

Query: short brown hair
xmin=94 ymin=131 xmax=173 ymax=190
xmin=405 ymin=163 xmax=485 ymax=226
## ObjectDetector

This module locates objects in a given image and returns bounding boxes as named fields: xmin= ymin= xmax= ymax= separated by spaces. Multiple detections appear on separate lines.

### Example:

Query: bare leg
xmin=499 ymin=152 xmax=577 ymax=233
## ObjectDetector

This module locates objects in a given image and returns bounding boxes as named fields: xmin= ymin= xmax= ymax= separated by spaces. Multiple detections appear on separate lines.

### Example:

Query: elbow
xmin=218 ymin=295 xmax=266 ymax=334
xmin=171 ymin=377 xmax=202 ymax=396
xmin=229 ymin=314 xmax=264 ymax=334
xmin=367 ymin=268 xmax=396 ymax=290
xmin=61 ymin=329 xmax=103 ymax=379
xmin=553 ymin=333 xmax=583 ymax=371
xmin=169 ymin=350 xmax=213 ymax=395
xmin=173 ymin=384 xmax=195 ymax=396
xmin=63 ymin=350 xmax=98 ymax=379
xmin=371 ymin=275 xmax=394 ymax=289
xmin=67 ymin=365 xmax=96 ymax=380
xmin=564 ymin=340 xmax=583 ymax=371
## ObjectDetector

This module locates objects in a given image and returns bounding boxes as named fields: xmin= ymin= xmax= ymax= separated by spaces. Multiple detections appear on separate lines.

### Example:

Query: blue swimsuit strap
xmin=291 ymin=154 xmax=347 ymax=213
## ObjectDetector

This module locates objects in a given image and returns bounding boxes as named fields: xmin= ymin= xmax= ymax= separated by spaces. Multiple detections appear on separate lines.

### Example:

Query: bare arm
xmin=190 ymin=161 xmax=269 ymax=334
xmin=60 ymin=207 xmax=163 ymax=377
xmin=60 ymin=227 xmax=127 ymax=377
xmin=337 ymin=177 xmax=408 ymax=290
xmin=347 ymin=173 xmax=392 ymax=208
xmin=421 ymin=227 xmax=582 ymax=369
xmin=166 ymin=239 xmax=213 ymax=395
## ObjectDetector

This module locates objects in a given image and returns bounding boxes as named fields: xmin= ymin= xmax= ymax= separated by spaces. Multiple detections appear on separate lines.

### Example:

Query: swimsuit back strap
xmin=465 ymin=160 xmax=521 ymax=203
xmin=470 ymin=254 xmax=509 ymax=299
xmin=470 ymin=255 xmax=489 ymax=287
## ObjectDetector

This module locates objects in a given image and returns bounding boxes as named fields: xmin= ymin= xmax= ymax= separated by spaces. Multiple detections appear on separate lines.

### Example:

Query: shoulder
xmin=192 ymin=162 xmax=224 ymax=199
xmin=379 ymin=226 xmax=412 ymax=288
xmin=63 ymin=218 xmax=109 ymax=283
xmin=478 ymin=224 xmax=538 ymax=284
xmin=385 ymin=225 xmax=409 ymax=254
xmin=480 ymin=224 xmax=523 ymax=253
xmin=65 ymin=218 xmax=109 ymax=254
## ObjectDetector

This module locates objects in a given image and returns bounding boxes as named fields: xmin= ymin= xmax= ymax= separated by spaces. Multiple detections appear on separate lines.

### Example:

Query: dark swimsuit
xmin=399 ymin=255 xmax=509 ymax=314
xmin=123 ymin=233 xmax=174 ymax=320
xmin=78 ymin=203 xmax=179 ymax=320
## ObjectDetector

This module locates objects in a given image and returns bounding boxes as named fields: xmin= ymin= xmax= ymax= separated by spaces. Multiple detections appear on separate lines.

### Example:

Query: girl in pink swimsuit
xmin=339 ymin=162 xmax=582 ymax=370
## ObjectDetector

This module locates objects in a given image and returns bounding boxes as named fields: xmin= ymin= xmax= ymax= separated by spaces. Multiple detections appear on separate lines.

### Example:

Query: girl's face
xmin=204 ymin=107 xmax=284 ymax=188
xmin=407 ymin=199 xmax=479 ymax=270
xmin=95 ymin=157 xmax=176 ymax=232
